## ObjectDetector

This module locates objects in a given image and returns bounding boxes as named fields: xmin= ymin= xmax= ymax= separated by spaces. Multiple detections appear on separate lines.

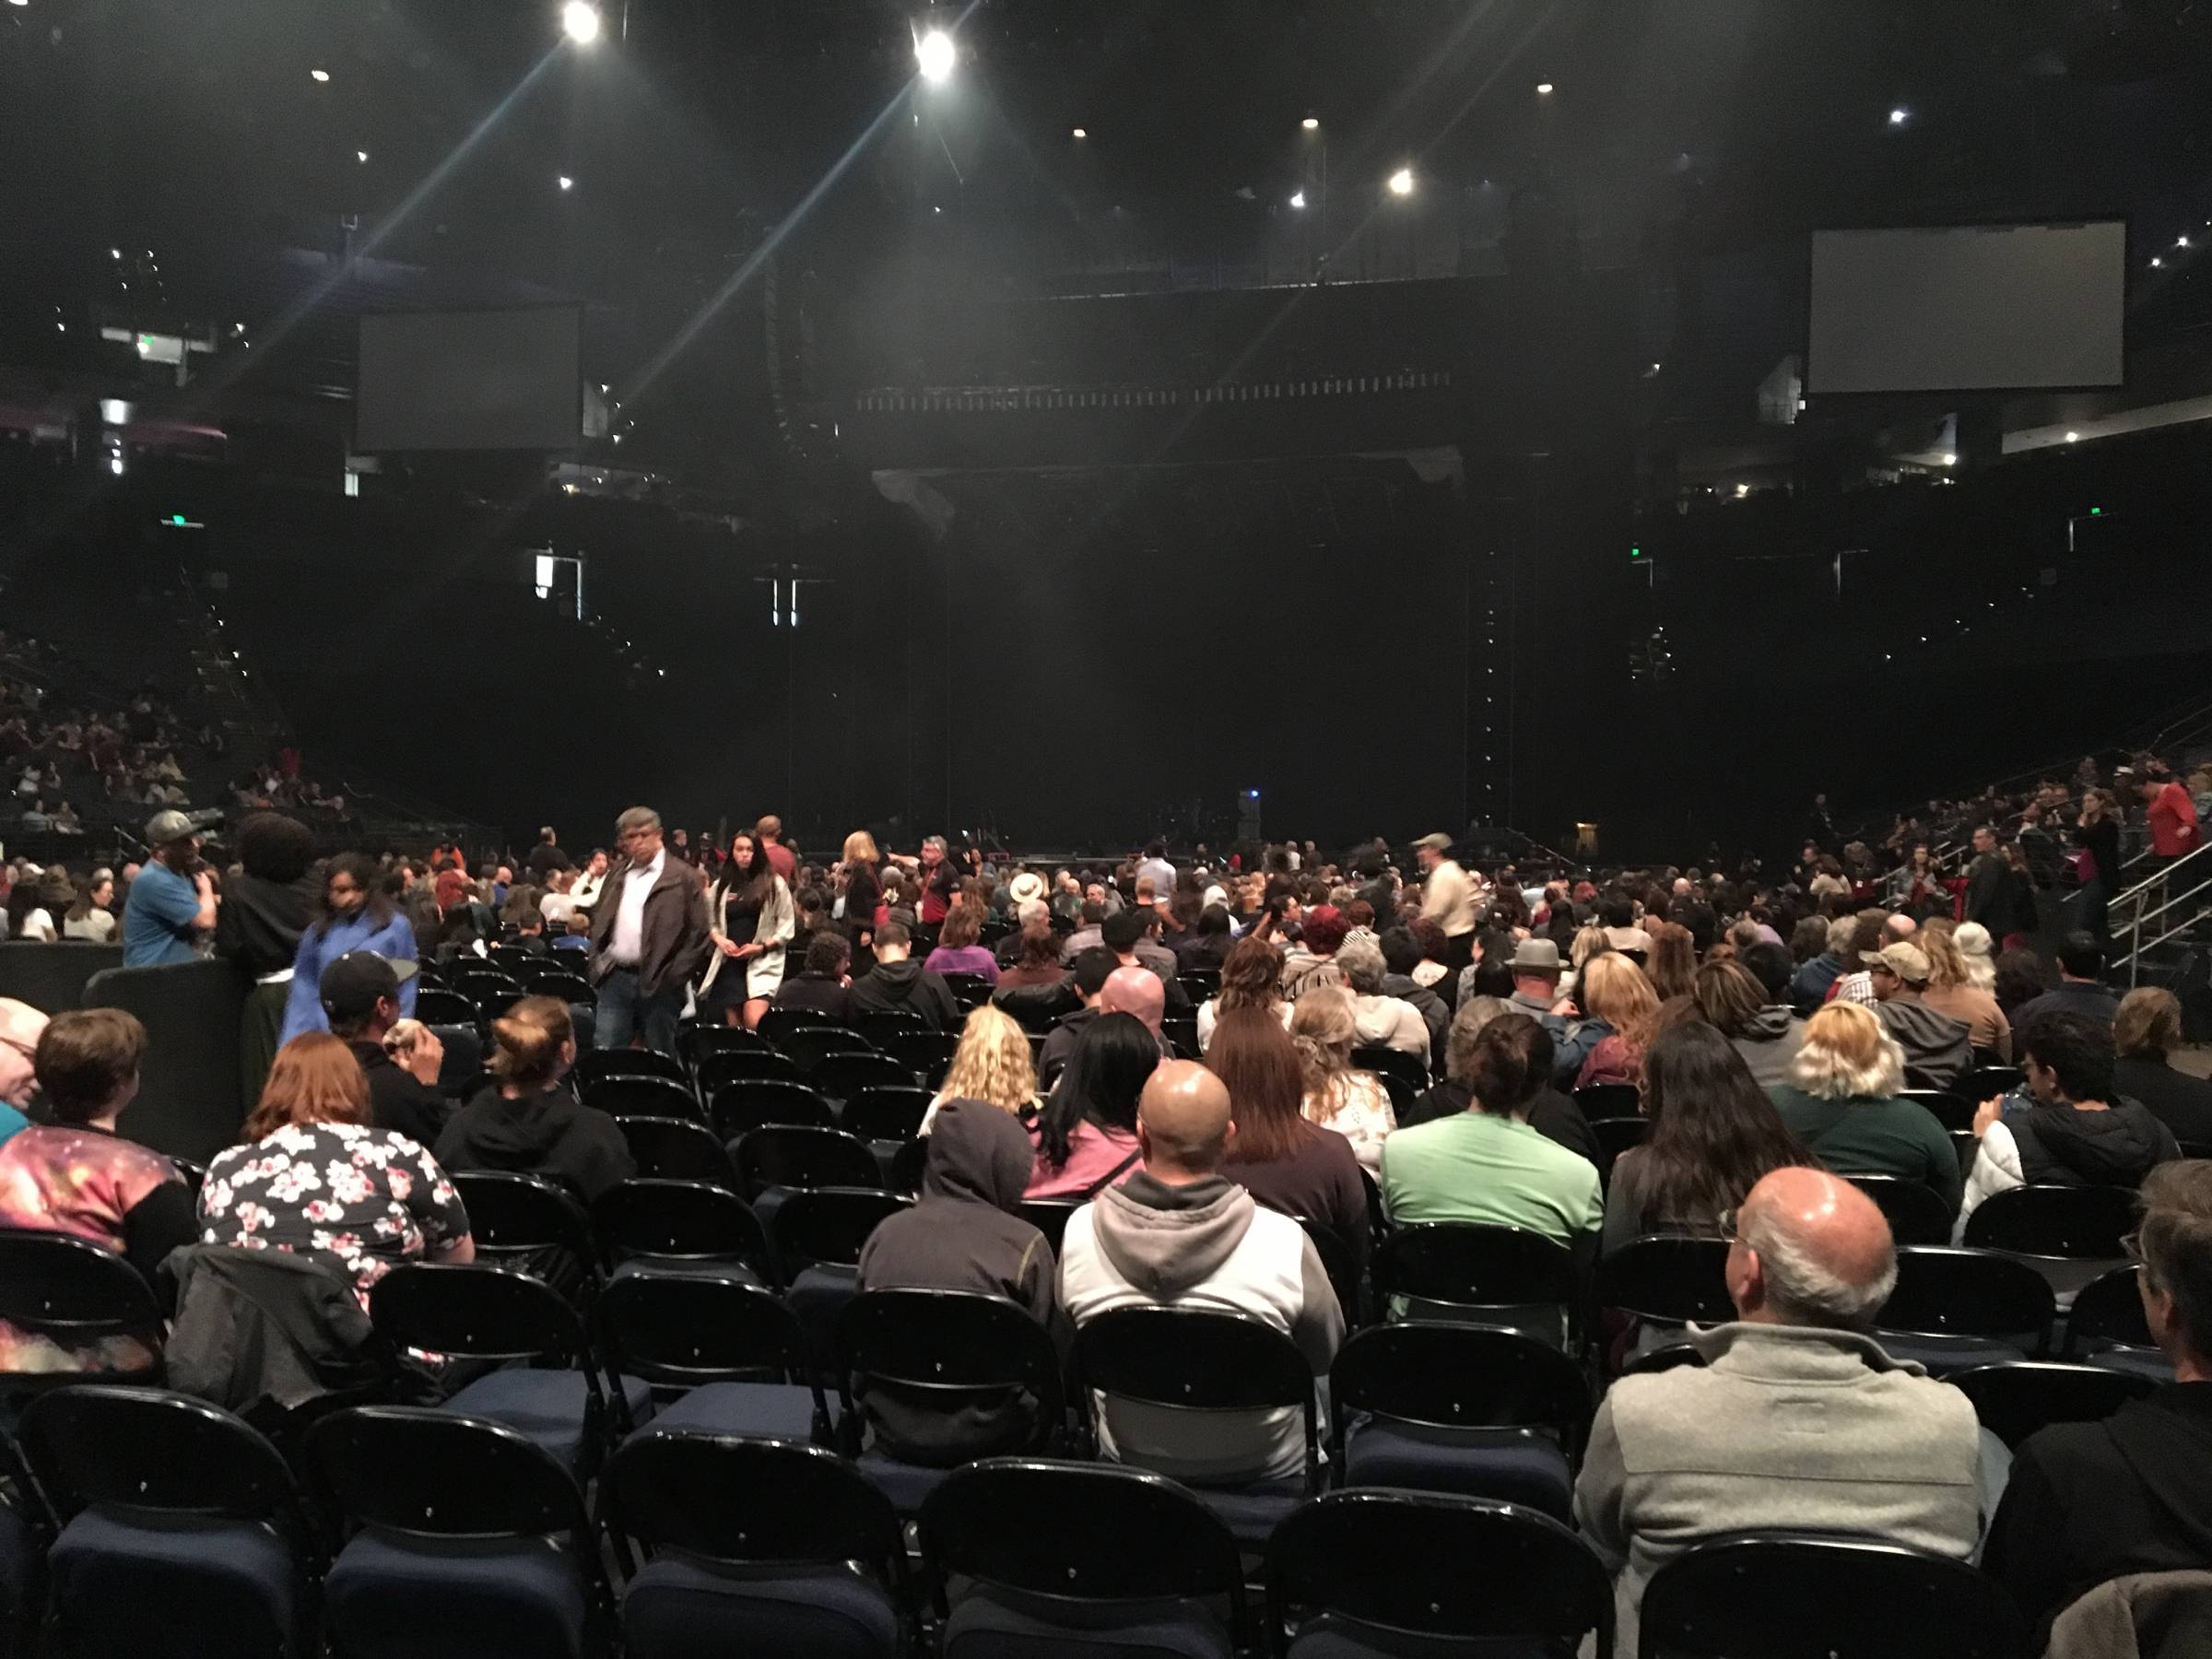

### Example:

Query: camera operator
xmin=121 ymin=808 xmax=218 ymax=968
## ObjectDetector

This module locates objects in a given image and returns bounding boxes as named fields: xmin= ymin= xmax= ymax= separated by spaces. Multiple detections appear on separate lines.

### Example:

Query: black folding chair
xmin=1596 ymin=1235 xmax=1732 ymax=1375
xmin=845 ymin=1085 xmax=933 ymax=1144
xmin=427 ymin=1024 xmax=483 ymax=1095
xmin=1874 ymin=1246 xmax=2056 ymax=1374
xmin=593 ymin=1179 xmax=775 ymax=1286
xmin=778 ymin=1025 xmax=879 ymax=1075
xmin=758 ymin=1008 xmax=857 ymax=1051
xmin=369 ymin=1264 xmax=643 ymax=1477
xmin=305 ymin=1405 xmax=608 ymax=1659
xmin=1963 ymin=1184 xmax=2136 ymax=1259
xmin=1592 ymin=1116 xmax=1648 ymax=1184
xmin=580 ymin=1073 xmax=701 ymax=1124
xmin=615 ymin=1116 xmax=740 ymax=1188
xmin=853 ymin=1008 xmax=927 ymax=1051
xmin=680 ymin=1024 xmax=771 ymax=1075
xmin=1950 ymin=1129 xmax=1980 ymax=1178
xmin=1161 ymin=1014 xmax=1200 ymax=1061
xmin=1329 ymin=1324 xmax=1591 ymax=1517
xmin=1638 ymin=1532 xmax=2027 ymax=1659
xmin=696 ymin=1048 xmax=804 ymax=1091
xmin=835 ymin=1289 xmax=1065 ymax=1512
xmin=1071 ymin=1306 xmax=1319 ymax=1545
xmin=1900 ymin=1089 xmax=1974 ymax=1132
xmin=1947 ymin=1360 xmax=2159 ymax=1449
xmin=594 ymin=1273 xmax=828 ymax=1442
xmin=771 ymin=1188 xmax=909 ymax=1274
xmin=456 ymin=972 xmax=527 ymax=1023
xmin=734 ymin=1126 xmax=887 ymax=1197
xmin=600 ymin=1432 xmax=909 ymax=1655
xmin=533 ymin=971 xmax=593 ymax=1006
xmin=1371 ymin=1223 xmax=1582 ymax=1347
xmin=1352 ymin=1045 xmax=1427 ymax=1096
xmin=447 ymin=1171 xmax=600 ymax=1300
xmin=20 ymin=1384 xmax=318 ymax=1659
xmin=2063 ymin=1263 xmax=2169 ymax=1379
xmin=710 ymin=1078 xmax=836 ymax=1138
xmin=941 ymin=972 xmax=994 ymax=1011
xmin=573 ymin=1047 xmax=688 ymax=1088
xmin=1300 ymin=1218 xmax=1368 ymax=1330
xmin=813 ymin=1051 xmax=915 ymax=1103
xmin=1018 ymin=1201 xmax=1082 ymax=1256
xmin=1268 ymin=1488 xmax=1613 ymax=1658
xmin=1573 ymin=1083 xmax=1643 ymax=1123
xmin=1847 ymin=1175 xmax=1959 ymax=1247
xmin=413 ymin=987 xmax=479 ymax=1028
xmin=887 ymin=1029 xmax=962 ymax=1088
xmin=921 ymin=1458 xmax=1248 ymax=1656
xmin=1959 ymin=1066 xmax=2026 ymax=1101
xmin=0 ymin=1232 xmax=165 ymax=1393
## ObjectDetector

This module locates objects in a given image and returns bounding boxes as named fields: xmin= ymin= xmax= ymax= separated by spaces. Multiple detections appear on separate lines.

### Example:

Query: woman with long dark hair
xmin=2075 ymin=788 xmax=2123 ymax=945
xmin=278 ymin=851 xmax=417 ymax=1044
xmin=1600 ymin=1020 xmax=1809 ymax=1253
xmin=1206 ymin=1007 xmax=1369 ymax=1262
xmin=698 ymin=830 xmax=793 ymax=1030
xmin=1026 ymin=1011 xmax=1155 ymax=1199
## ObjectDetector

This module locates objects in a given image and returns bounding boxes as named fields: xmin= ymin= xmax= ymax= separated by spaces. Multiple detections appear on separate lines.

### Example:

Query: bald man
xmin=1058 ymin=1061 xmax=1343 ymax=1487
xmin=1574 ymin=1168 xmax=1991 ymax=1657
xmin=1099 ymin=965 xmax=1166 ymax=1037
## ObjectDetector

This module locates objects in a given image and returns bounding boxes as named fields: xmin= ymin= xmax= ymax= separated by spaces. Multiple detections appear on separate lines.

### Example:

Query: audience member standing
xmin=216 ymin=812 xmax=321 ymax=1109
xmin=279 ymin=853 xmax=418 ymax=1045
xmin=588 ymin=806 xmax=710 ymax=1055
xmin=121 ymin=809 xmax=217 ymax=968
xmin=1415 ymin=833 xmax=1476 ymax=973
xmin=699 ymin=830 xmax=794 ymax=1030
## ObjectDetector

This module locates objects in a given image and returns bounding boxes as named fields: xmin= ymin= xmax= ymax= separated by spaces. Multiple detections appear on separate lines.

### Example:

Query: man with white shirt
xmin=587 ymin=806 xmax=710 ymax=1055
xmin=1135 ymin=840 xmax=1177 ymax=906
xmin=1415 ymin=832 xmax=1476 ymax=974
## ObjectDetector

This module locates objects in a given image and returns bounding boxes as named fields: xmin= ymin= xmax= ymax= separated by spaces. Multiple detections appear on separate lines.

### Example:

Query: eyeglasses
xmin=1716 ymin=1207 xmax=1740 ymax=1242
xmin=2122 ymin=1230 xmax=2146 ymax=1267
xmin=0 ymin=1034 xmax=36 ymax=1065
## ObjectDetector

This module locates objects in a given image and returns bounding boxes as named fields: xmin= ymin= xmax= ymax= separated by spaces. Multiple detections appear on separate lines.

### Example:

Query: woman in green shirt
xmin=1768 ymin=1000 xmax=1962 ymax=1216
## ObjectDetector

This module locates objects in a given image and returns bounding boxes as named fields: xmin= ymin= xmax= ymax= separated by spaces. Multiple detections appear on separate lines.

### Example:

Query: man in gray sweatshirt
xmin=1573 ymin=1168 xmax=1992 ymax=1657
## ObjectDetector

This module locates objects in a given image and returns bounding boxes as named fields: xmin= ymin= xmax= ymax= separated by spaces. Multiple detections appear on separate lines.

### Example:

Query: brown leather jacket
xmin=588 ymin=855 xmax=711 ymax=996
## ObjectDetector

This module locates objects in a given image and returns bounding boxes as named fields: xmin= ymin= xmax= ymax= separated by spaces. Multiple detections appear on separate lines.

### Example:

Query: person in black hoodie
xmin=773 ymin=931 xmax=856 ymax=1022
xmin=848 ymin=922 xmax=960 ymax=1032
xmin=2113 ymin=987 xmax=2212 ymax=1147
xmin=321 ymin=952 xmax=448 ymax=1150
xmin=214 ymin=812 xmax=323 ymax=1111
xmin=1984 ymin=1160 xmax=2212 ymax=1644
xmin=1958 ymin=1011 xmax=2181 ymax=1232
xmin=435 ymin=995 xmax=633 ymax=1205
xmin=853 ymin=1099 xmax=1058 ymax=1464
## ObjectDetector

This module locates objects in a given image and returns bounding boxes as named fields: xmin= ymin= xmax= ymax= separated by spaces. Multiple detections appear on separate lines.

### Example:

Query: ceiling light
xmin=1289 ymin=190 xmax=1306 ymax=209
xmin=356 ymin=149 xmax=369 ymax=162
xmin=2151 ymin=256 xmax=2163 ymax=267
xmin=2179 ymin=235 xmax=2192 ymax=249
xmin=558 ymin=174 xmax=574 ymax=190
xmin=1535 ymin=82 xmax=1554 ymax=95
xmin=310 ymin=68 xmax=330 ymax=82
xmin=2065 ymin=431 xmax=2080 ymax=442
xmin=1387 ymin=167 xmax=1414 ymax=196
xmin=1071 ymin=127 xmax=1086 ymax=139
xmin=1735 ymin=483 xmax=1749 ymax=498
xmin=110 ymin=247 xmax=120 ymax=259
xmin=1888 ymin=107 xmax=1908 ymax=125
xmin=915 ymin=27 xmax=955 ymax=84
xmin=561 ymin=1 xmax=601 ymax=43
xmin=1940 ymin=453 xmax=1957 ymax=466
xmin=1301 ymin=116 xmax=1319 ymax=131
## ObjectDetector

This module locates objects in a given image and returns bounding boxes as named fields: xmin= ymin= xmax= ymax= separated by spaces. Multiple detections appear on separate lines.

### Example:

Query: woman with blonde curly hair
xmin=1918 ymin=925 xmax=2012 ymax=1061
xmin=1766 ymin=1000 xmax=1960 ymax=1213
xmin=1566 ymin=953 xmax=1661 ymax=1089
xmin=921 ymin=1003 xmax=1039 ymax=1133
xmin=1288 ymin=984 xmax=1395 ymax=1169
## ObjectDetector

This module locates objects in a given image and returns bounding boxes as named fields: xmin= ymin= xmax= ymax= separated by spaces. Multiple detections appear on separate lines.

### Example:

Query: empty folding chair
xmin=835 ymin=1288 xmax=1064 ymax=1513
xmin=22 ymin=1384 xmax=317 ymax=1659
xmin=710 ymin=1077 xmax=836 ymax=1138
xmin=941 ymin=972 xmax=994 ymax=1011
xmin=1351 ymin=1045 xmax=1427 ymax=1096
xmin=0 ymin=1231 xmax=165 ymax=1393
xmin=886 ymin=1029 xmax=961 ymax=1088
xmin=1964 ymin=1183 xmax=2137 ymax=1300
xmin=679 ymin=1024 xmax=771 ymax=1076
xmin=813 ymin=1051 xmax=915 ymax=1105
xmin=1573 ymin=1083 xmax=1643 ymax=1123
xmin=1638 ymin=1531 xmax=2028 ymax=1659
xmin=921 ymin=1458 xmax=1248 ymax=1659
xmin=594 ymin=1178 xmax=774 ymax=1286
xmin=1591 ymin=1116 xmax=1648 ymax=1185
xmin=532 ymin=971 xmax=593 ymax=1006
xmin=1072 ymin=1305 xmax=1320 ymax=1546
xmin=1329 ymin=1324 xmax=1591 ymax=1517
xmin=1848 ymin=1174 xmax=1960 ymax=1247
xmin=616 ymin=1115 xmax=741 ymax=1188
xmin=1018 ymin=1200 xmax=1082 ymax=1257
xmin=1900 ymin=1089 xmax=1974 ymax=1132
xmin=758 ymin=1007 xmax=858 ymax=1052
xmin=369 ymin=1263 xmax=647 ymax=1477
xmin=778 ymin=1025 xmax=879 ymax=1076
xmin=425 ymin=1023 xmax=484 ymax=1095
xmin=2064 ymin=1264 xmax=2174 ymax=1381
xmin=1371 ymin=1222 xmax=1581 ymax=1347
xmin=413 ymin=987 xmax=479 ymax=1028
xmin=1301 ymin=1218 xmax=1369 ymax=1330
xmin=573 ymin=1047 xmax=688 ymax=1088
xmin=845 ymin=1085 xmax=933 ymax=1144
xmin=307 ymin=1405 xmax=608 ymax=1659
xmin=735 ymin=1125 xmax=887 ymax=1200
xmin=603 ymin=1432 xmax=909 ymax=1659
xmin=1595 ymin=1235 xmax=1733 ymax=1373
xmin=1269 ymin=1488 xmax=1614 ymax=1658
xmin=580 ymin=1073 xmax=701 ymax=1124
xmin=1948 ymin=1360 xmax=2159 ymax=1450
xmin=696 ymin=1047 xmax=803 ymax=1091
xmin=447 ymin=1171 xmax=600 ymax=1300
xmin=1959 ymin=1065 xmax=2026 ymax=1102
xmin=595 ymin=1271 xmax=828 ymax=1442
xmin=771 ymin=1187 xmax=912 ymax=1358
xmin=852 ymin=1008 xmax=927 ymax=1051
xmin=1874 ymin=1246 xmax=2056 ymax=1375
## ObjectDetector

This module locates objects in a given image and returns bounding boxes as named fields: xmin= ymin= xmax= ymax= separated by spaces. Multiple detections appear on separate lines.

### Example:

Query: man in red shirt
xmin=916 ymin=834 xmax=961 ymax=925
xmin=754 ymin=814 xmax=797 ymax=884
xmin=2143 ymin=774 xmax=2203 ymax=861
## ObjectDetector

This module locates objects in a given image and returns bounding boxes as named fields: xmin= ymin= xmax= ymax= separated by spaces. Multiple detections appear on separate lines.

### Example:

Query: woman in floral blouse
xmin=199 ymin=1031 xmax=474 ymax=1308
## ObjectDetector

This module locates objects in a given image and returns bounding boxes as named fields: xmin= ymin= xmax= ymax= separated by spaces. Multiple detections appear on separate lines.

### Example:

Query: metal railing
xmin=2113 ymin=839 xmax=2212 ymax=983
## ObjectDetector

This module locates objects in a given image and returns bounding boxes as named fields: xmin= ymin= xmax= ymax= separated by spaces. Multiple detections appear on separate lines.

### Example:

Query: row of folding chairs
xmin=4 ymin=1376 xmax=2042 ymax=1659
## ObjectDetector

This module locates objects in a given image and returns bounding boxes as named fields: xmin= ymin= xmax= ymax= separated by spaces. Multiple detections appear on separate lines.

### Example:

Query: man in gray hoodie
xmin=1867 ymin=940 xmax=1972 ymax=1090
xmin=1574 ymin=1168 xmax=1990 ymax=1657
xmin=1058 ymin=1060 xmax=1343 ymax=1486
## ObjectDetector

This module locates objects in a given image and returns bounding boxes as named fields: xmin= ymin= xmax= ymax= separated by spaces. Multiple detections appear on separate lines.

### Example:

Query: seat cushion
xmin=324 ymin=1529 xmax=590 ymax=1659
xmin=441 ymin=1367 xmax=653 ymax=1470
xmin=1341 ymin=1422 xmax=1572 ymax=1519
xmin=943 ymin=1583 xmax=1233 ymax=1659
xmin=1288 ymin=1613 xmax=1556 ymax=1658
xmin=646 ymin=1382 xmax=823 ymax=1443
xmin=622 ymin=1557 xmax=899 ymax=1659
xmin=2088 ymin=1345 xmax=2178 ymax=1383
xmin=49 ymin=1508 xmax=298 ymax=1659
xmin=610 ymin=1256 xmax=762 ymax=1287
xmin=787 ymin=1263 xmax=862 ymax=1363
xmin=1873 ymin=1334 xmax=2031 ymax=1378
xmin=854 ymin=1446 xmax=958 ymax=1514
xmin=1188 ymin=1477 xmax=1309 ymax=1547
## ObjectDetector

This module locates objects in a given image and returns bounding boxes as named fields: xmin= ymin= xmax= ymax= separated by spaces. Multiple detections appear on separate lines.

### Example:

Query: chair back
xmin=574 ymin=1048 xmax=688 ymax=1088
xmin=306 ymin=1405 xmax=589 ymax=1544
xmin=1018 ymin=1201 xmax=1081 ymax=1256
xmin=886 ymin=1030 xmax=961 ymax=1088
xmin=595 ymin=1272 xmax=810 ymax=1392
xmin=1300 ymin=1218 xmax=1367 ymax=1330
xmin=20 ymin=1384 xmax=305 ymax=1529
xmin=1948 ymin=1360 xmax=2159 ymax=1449
xmin=531 ymin=971 xmax=593 ymax=1005
xmin=1329 ymin=1324 xmax=1591 ymax=1453
xmin=1351 ymin=1045 xmax=1427 ymax=1094
xmin=615 ymin=1115 xmax=739 ymax=1187
xmin=448 ymin=1171 xmax=599 ymax=1288
xmin=835 ymin=1289 xmax=1062 ymax=1446
xmin=1638 ymin=1532 xmax=2028 ymax=1659
xmin=921 ymin=1458 xmax=1244 ymax=1614
xmin=1963 ymin=1184 xmax=2136 ymax=1259
xmin=845 ymin=1085 xmax=934 ymax=1143
xmin=1900 ymin=1089 xmax=1974 ymax=1132
xmin=758 ymin=1008 xmax=856 ymax=1051
xmin=1573 ymin=1083 xmax=1643 ymax=1123
xmin=1595 ymin=1235 xmax=1733 ymax=1326
xmin=2065 ymin=1265 xmax=2157 ymax=1354
xmin=368 ymin=1262 xmax=585 ymax=1367
xmin=0 ymin=1231 xmax=164 ymax=1375
xmin=852 ymin=1009 xmax=927 ymax=1050
xmin=1846 ymin=1176 xmax=1959 ymax=1247
xmin=593 ymin=1179 xmax=771 ymax=1280
xmin=1072 ymin=1307 xmax=1318 ymax=1489
xmin=779 ymin=1025 xmax=878 ymax=1074
xmin=427 ymin=1023 xmax=483 ymax=1093
xmin=414 ymin=987 xmax=478 ymax=1026
xmin=681 ymin=1025 xmax=771 ymax=1074
xmin=1267 ymin=1489 xmax=1612 ymax=1656
xmin=696 ymin=1048 xmax=803 ymax=1090
xmin=1877 ymin=1247 xmax=2056 ymax=1345
xmin=813 ymin=1051 xmax=914 ymax=1102
xmin=602 ymin=1431 xmax=903 ymax=1572
xmin=580 ymin=1073 xmax=701 ymax=1123
xmin=1592 ymin=1117 xmax=1648 ymax=1182
xmin=1959 ymin=1066 xmax=2026 ymax=1100
xmin=771 ymin=1187 xmax=910 ymax=1271
xmin=941 ymin=972 xmax=994 ymax=1010
xmin=735 ymin=1125 xmax=886 ymax=1194
xmin=1371 ymin=1223 xmax=1579 ymax=1329
xmin=711 ymin=1078 xmax=835 ymax=1137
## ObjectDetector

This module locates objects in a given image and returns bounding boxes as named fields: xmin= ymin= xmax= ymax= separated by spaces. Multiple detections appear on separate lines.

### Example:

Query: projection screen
xmin=355 ymin=305 xmax=582 ymax=452
xmin=1806 ymin=222 xmax=2125 ymax=395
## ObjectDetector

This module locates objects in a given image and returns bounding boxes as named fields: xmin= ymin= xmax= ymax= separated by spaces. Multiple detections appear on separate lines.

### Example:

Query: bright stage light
xmin=2065 ymin=431 xmax=2081 ymax=442
xmin=356 ymin=149 xmax=369 ymax=162
xmin=1301 ymin=116 xmax=1319 ymax=131
xmin=1289 ymin=190 xmax=1306 ymax=209
xmin=558 ymin=174 xmax=574 ymax=191
xmin=1387 ymin=167 xmax=1414 ymax=196
xmin=2179 ymin=235 xmax=2193 ymax=249
xmin=1071 ymin=126 xmax=1087 ymax=139
xmin=310 ymin=68 xmax=330 ymax=83
xmin=1940 ymin=453 xmax=1957 ymax=466
xmin=561 ymin=2 xmax=601 ymax=44
xmin=1535 ymin=81 xmax=1554 ymax=95
xmin=915 ymin=28 xmax=955 ymax=83
xmin=1888 ymin=107 xmax=1908 ymax=126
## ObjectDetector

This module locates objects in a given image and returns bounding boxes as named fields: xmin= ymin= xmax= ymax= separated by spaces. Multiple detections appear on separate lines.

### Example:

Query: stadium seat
xmin=615 ymin=1115 xmax=741 ymax=1188
xmin=1846 ymin=1174 xmax=1958 ymax=1247
xmin=308 ymin=1406 xmax=606 ymax=1659
xmin=695 ymin=1048 xmax=804 ymax=1090
xmin=1351 ymin=1045 xmax=1427 ymax=1095
xmin=710 ymin=1077 xmax=836 ymax=1137
xmin=1371 ymin=1222 xmax=1580 ymax=1347
xmin=1329 ymin=1324 xmax=1591 ymax=1516
xmin=573 ymin=1048 xmax=688 ymax=1088
xmin=1267 ymin=1489 xmax=1614 ymax=1658
xmin=593 ymin=1179 xmax=775 ymax=1286
xmin=813 ymin=1050 xmax=916 ymax=1103
xmin=921 ymin=1458 xmax=1248 ymax=1659
xmin=1874 ymin=1246 xmax=2056 ymax=1375
xmin=1071 ymin=1306 xmax=1319 ymax=1545
xmin=1947 ymin=1360 xmax=2159 ymax=1449
xmin=2063 ymin=1264 xmax=2174 ymax=1380
xmin=844 ymin=1084 xmax=934 ymax=1143
xmin=0 ymin=1231 xmax=165 ymax=1394
xmin=603 ymin=1432 xmax=908 ymax=1658
xmin=595 ymin=1272 xmax=828 ymax=1442
xmin=22 ymin=1384 xmax=315 ymax=1659
xmin=580 ymin=1073 xmax=701 ymax=1124
xmin=447 ymin=1171 xmax=600 ymax=1300
xmin=1639 ymin=1532 xmax=2027 ymax=1659
xmin=1573 ymin=1083 xmax=1643 ymax=1123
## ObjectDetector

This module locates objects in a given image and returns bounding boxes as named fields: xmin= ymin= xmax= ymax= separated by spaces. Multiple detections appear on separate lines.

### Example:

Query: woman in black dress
xmin=841 ymin=830 xmax=884 ymax=957
xmin=700 ymin=832 xmax=793 ymax=1030
xmin=2075 ymin=787 xmax=2123 ymax=945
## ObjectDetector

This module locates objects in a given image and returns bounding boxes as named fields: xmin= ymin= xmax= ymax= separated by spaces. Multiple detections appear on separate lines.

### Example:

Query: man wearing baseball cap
xmin=1866 ymin=941 xmax=1972 ymax=1092
xmin=319 ymin=952 xmax=443 ymax=1147
xmin=120 ymin=809 xmax=217 ymax=969
xmin=1414 ymin=832 xmax=1476 ymax=974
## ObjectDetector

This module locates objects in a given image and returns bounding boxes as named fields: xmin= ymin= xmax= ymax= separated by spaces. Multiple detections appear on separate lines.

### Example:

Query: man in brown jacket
xmin=588 ymin=806 xmax=710 ymax=1055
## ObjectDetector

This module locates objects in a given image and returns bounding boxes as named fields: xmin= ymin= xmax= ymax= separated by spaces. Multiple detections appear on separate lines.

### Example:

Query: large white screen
xmin=356 ymin=306 xmax=582 ymax=451
xmin=1807 ymin=222 xmax=2124 ymax=395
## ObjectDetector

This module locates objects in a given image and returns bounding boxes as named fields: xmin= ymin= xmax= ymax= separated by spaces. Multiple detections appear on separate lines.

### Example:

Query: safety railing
xmin=2112 ymin=839 xmax=2212 ymax=983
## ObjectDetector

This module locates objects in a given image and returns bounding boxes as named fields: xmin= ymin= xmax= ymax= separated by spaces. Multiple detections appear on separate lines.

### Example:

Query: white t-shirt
xmin=607 ymin=851 xmax=664 ymax=966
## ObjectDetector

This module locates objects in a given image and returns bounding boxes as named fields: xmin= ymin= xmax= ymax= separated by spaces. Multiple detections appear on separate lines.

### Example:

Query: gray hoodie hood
xmin=1088 ymin=1171 xmax=1256 ymax=1298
